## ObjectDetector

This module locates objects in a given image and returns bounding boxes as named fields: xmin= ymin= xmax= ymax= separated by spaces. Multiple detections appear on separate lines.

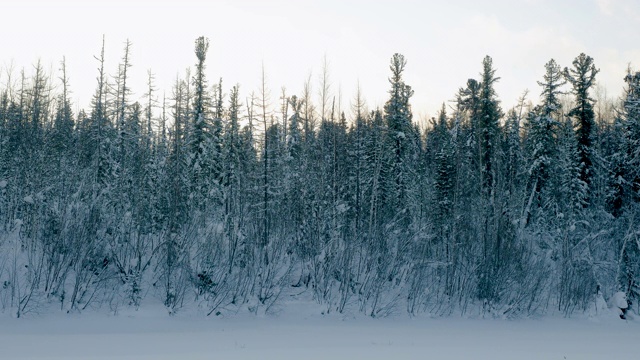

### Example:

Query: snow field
xmin=0 ymin=306 xmax=637 ymax=360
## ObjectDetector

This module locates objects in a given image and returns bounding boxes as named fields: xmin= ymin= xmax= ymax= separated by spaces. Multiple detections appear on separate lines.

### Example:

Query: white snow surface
xmin=612 ymin=291 xmax=629 ymax=309
xmin=0 ymin=304 xmax=638 ymax=360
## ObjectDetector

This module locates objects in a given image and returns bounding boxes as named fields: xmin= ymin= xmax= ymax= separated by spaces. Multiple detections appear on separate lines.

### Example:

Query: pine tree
xmin=188 ymin=36 xmax=220 ymax=211
xmin=478 ymin=56 xmax=503 ymax=195
xmin=564 ymin=53 xmax=599 ymax=204
xmin=500 ymin=107 xmax=528 ymax=252
xmin=363 ymin=109 xmax=388 ymax=240
xmin=525 ymin=59 xmax=565 ymax=213
xmin=433 ymin=104 xmax=454 ymax=227
xmin=622 ymin=71 xmax=640 ymax=204
xmin=456 ymin=78 xmax=484 ymax=224
xmin=504 ymin=96 xmax=525 ymax=200
xmin=383 ymin=53 xmax=417 ymax=222
xmin=556 ymin=117 xmax=588 ymax=213
xmin=471 ymin=56 xmax=504 ymax=309
xmin=50 ymin=57 xmax=74 ymax=154
xmin=222 ymin=85 xmax=244 ymax=274
xmin=159 ymin=76 xmax=191 ymax=311
xmin=616 ymin=70 xmax=640 ymax=302
xmin=88 ymin=36 xmax=113 ymax=186
xmin=287 ymin=95 xmax=303 ymax=160
xmin=190 ymin=36 xmax=210 ymax=161
xmin=26 ymin=60 xmax=50 ymax=149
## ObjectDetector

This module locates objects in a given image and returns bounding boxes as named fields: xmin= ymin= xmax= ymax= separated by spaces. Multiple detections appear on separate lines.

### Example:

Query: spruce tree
xmin=191 ymin=36 xmax=210 ymax=161
xmin=617 ymin=71 xmax=640 ymax=302
xmin=188 ymin=36 xmax=220 ymax=211
xmin=478 ymin=55 xmax=503 ymax=195
xmin=564 ymin=53 xmax=599 ymax=204
xmin=50 ymin=57 xmax=74 ymax=154
xmin=383 ymin=53 xmax=417 ymax=221
xmin=433 ymin=104 xmax=456 ymax=256
xmin=525 ymin=59 xmax=565 ymax=211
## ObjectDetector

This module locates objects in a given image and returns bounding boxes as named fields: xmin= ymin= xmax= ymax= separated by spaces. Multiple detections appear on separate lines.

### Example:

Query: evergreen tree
xmin=564 ymin=53 xmax=599 ymax=204
xmin=88 ymin=36 xmax=113 ymax=186
xmin=472 ymin=56 xmax=505 ymax=309
xmin=222 ymin=85 xmax=243 ymax=272
xmin=188 ymin=36 xmax=220 ymax=211
xmin=383 ymin=53 xmax=418 ymax=223
xmin=26 ymin=60 xmax=50 ymax=149
xmin=504 ymin=102 xmax=524 ymax=201
xmin=3 ymin=37 xmax=639 ymax=318
xmin=524 ymin=59 xmax=565 ymax=214
xmin=190 ymin=36 xmax=210 ymax=161
xmin=50 ymin=57 xmax=74 ymax=154
xmin=433 ymin=104 xmax=456 ymax=238
xmin=556 ymin=117 xmax=588 ymax=213
xmin=287 ymin=95 xmax=303 ymax=160
xmin=478 ymin=56 xmax=503 ymax=195
xmin=621 ymin=71 xmax=640 ymax=204
xmin=616 ymin=70 xmax=640 ymax=303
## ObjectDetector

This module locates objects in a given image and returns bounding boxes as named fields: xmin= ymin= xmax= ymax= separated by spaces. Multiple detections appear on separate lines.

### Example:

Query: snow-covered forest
xmin=0 ymin=36 xmax=639 ymax=319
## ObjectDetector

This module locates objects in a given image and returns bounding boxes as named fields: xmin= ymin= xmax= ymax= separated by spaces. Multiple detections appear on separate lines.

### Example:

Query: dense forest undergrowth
xmin=1 ymin=36 xmax=639 ymax=318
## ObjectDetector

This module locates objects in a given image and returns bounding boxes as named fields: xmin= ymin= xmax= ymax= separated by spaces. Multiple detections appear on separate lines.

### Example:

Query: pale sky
xmin=1 ymin=0 xmax=639 ymax=122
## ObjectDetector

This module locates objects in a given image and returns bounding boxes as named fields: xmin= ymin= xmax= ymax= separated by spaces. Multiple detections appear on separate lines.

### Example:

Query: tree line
xmin=0 ymin=36 xmax=639 ymax=318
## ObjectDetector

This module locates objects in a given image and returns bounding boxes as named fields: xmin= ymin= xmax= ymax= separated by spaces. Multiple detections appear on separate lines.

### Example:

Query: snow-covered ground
xmin=0 ymin=305 xmax=638 ymax=360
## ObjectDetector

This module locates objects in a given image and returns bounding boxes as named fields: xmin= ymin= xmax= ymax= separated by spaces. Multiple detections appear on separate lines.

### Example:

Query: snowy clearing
xmin=0 ymin=307 xmax=638 ymax=360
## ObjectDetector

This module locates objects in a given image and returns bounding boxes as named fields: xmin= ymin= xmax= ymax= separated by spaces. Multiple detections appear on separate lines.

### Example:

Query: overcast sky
xmin=1 ymin=0 xmax=638 ymax=122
